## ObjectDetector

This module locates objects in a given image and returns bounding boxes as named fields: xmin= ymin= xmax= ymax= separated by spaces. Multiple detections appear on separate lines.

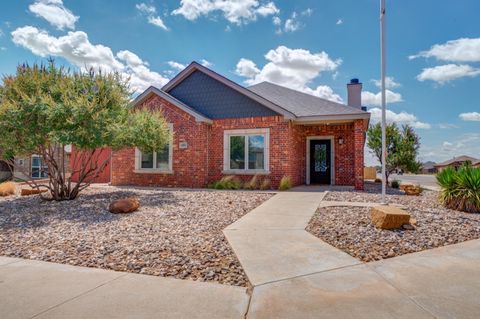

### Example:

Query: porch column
xmin=353 ymin=120 xmax=365 ymax=190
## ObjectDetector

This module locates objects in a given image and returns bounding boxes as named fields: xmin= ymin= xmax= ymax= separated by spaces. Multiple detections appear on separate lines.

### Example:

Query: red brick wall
xmin=111 ymin=94 xmax=366 ymax=189
xmin=111 ymin=95 xmax=210 ymax=187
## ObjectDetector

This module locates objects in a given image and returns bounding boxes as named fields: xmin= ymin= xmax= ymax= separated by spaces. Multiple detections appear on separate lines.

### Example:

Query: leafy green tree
xmin=367 ymin=123 xmax=421 ymax=183
xmin=0 ymin=62 xmax=169 ymax=200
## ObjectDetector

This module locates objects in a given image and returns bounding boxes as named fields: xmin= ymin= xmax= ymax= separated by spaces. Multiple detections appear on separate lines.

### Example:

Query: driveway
xmin=387 ymin=174 xmax=439 ymax=190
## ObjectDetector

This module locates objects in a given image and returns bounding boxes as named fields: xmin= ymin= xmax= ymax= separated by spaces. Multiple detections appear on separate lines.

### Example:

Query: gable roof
xmin=132 ymin=86 xmax=212 ymax=123
xmin=434 ymin=155 xmax=479 ymax=167
xmin=248 ymin=82 xmax=370 ymax=121
xmin=162 ymin=62 xmax=296 ymax=119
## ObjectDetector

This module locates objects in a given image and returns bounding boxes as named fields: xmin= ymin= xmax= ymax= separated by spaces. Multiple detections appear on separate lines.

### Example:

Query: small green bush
xmin=436 ymin=164 xmax=480 ymax=213
xmin=391 ymin=180 xmax=400 ymax=189
xmin=209 ymin=176 xmax=242 ymax=190
xmin=278 ymin=176 xmax=292 ymax=191
xmin=259 ymin=178 xmax=272 ymax=190
xmin=244 ymin=175 xmax=260 ymax=190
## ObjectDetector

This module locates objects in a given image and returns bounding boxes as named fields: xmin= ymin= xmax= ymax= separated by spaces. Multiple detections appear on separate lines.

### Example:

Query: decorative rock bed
xmin=307 ymin=183 xmax=480 ymax=262
xmin=0 ymin=185 xmax=273 ymax=286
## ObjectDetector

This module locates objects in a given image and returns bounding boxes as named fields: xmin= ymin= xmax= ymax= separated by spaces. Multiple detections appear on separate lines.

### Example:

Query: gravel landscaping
xmin=0 ymin=185 xmax=272 ymax=286
xmin=307 ymin=183 xmax=480 ymax=262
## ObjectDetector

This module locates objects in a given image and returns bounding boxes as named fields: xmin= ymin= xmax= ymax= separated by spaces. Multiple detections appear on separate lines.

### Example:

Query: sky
xmin=0 ymin=0 xmax=479 ymax=165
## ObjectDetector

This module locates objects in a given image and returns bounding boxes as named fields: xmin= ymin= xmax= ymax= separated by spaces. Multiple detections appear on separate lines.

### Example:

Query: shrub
xmin=210 ymin=176 xmax=242 ymax=190
xmin=244 ymin=175 xmax=260 ymax=190
xmin=0 ymin=181 xmax=16 ymax=196
xmin=278 ymin=176 xmax=292 ymax=191
xmin=374 ymin=178 xmax=382 ymax=183
xmin=259 ymin=178 xmax=272 ymax=190
xmin=437 ymin=165 xmax=480 ymax=213
xmin=391 ymin=180 xmax=400 ymax=189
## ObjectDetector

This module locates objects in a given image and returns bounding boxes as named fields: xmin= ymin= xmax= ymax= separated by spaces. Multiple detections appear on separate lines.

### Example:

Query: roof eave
xmin=162 ymin=62 xmax=297 ymax=120
xmin=294 ymin=113 xmax=370 ymax=123
xmin=132 ymin=86 xmax=213 ymax=124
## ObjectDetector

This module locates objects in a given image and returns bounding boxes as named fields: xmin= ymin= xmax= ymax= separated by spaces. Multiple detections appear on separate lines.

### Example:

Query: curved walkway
xmin=225 ymin=190 xmax=480 ymax=319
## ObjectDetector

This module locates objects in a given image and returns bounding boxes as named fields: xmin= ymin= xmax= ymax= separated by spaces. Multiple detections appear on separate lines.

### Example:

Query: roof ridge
xmin=248 ymin=81 xmax=368 ymax=114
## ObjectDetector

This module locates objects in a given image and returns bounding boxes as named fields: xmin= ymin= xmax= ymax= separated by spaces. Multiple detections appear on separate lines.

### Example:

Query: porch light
xmin=338 ymin=137 xmax=344 ymax=145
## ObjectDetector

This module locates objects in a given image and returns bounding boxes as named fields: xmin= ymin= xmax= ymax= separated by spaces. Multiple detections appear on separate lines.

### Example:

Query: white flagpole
xmin=380 ymin=0 xmax=387 ymax=204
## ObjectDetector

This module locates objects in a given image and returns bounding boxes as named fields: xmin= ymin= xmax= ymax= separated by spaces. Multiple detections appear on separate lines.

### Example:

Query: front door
xmin=310 ymin=140 xmax=331 ymax=184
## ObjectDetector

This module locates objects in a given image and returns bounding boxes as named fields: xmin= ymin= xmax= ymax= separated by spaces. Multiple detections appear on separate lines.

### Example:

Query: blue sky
xmin=1 ymin=0 xmax=479 ymax=164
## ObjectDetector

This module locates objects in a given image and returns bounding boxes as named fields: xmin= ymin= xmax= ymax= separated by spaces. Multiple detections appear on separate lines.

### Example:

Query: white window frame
xmin=223 ymin=128 xmax=270 ymax=175
xmin=134 ymin=123 xmax=174 ymax=174
xmin=31 ymin=155 xmax=48 ymax=179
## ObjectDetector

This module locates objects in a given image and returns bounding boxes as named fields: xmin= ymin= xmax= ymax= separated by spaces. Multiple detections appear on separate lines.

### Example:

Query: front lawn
xmin=0 ymin=185 xmax=272 ymax=286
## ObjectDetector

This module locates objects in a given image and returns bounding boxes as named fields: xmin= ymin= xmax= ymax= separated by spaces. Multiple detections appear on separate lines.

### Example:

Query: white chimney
xmin=347 ymin=78 xmax=364 ymax=110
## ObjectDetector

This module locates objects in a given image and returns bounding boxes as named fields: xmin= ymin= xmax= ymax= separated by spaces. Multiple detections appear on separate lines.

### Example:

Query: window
xmin=31 ymin=155 xmax=48 ymax=179
xmin=224 ymin=128 xmax=269 ymax=173
xmin=135 ymin=124 xmax=173 ymax=173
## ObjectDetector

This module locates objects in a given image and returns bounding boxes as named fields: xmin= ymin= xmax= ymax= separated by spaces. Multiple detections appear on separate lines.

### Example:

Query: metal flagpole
xmin=380 ymin=0 xmax=387 ymax=204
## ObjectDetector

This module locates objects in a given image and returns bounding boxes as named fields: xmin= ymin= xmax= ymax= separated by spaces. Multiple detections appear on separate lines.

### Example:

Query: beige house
xmin=434 ymin=155 xmax=479 ymax=172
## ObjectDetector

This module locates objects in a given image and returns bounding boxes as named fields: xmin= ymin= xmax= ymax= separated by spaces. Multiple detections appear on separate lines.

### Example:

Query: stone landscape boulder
xmin=370 ymin=206 xmax=411 ymax=230
xmin=400 ymin=184 xmax=423 ymax=196
xmin=109 ymin=198 xmax=140 ymax=214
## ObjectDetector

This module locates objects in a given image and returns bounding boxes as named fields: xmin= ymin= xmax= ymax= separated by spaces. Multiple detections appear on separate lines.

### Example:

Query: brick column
xmin=353 ymin=120 xmax=365 ymax=190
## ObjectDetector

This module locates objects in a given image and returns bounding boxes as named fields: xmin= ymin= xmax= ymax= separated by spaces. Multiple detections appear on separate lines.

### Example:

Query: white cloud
xmin=11 ymin=26 xmax=169 ymax=92
xmin=459 ymin=112 xmax=480 ymax=121
xmin=301 ymin=8 xmax=313 ymax=16
xmin=416 ymin=64 xmax=480 ymax=84
xmin=172 ymin=0 xmax=279 ymax=25
xmin=421 ymin=133 xmax=480 ymax=162
xmin=361 ymin=90 xmax=403 ymax=106
xmin=369 ymin=107 xmax=431 ymax=129
xmin=0 ymin=28 xmax=4 ymax=37
xmin=302 ymin=85 xmax=343 ymax=103
xmin=272 ymin=16 xmax=281 ymax=26
xmin=135 ymin=3 xmax=156 ymax=15
xmin=29 ymin=0 xmax=78 ymax=30
xmin=438 ymin=123 xmax=459 ymax=129
xmin=136 ymin=3 xmax=169 ymax=30
xmin=336 ymin=19 xmax=343 ymax=25
xmin=200 ymin=59 xmax=213 ymax=68
xmin=410 ymin=38 xmax=480 ymax=62
xmin=284 ymin=12 xmax=300 ymax=33
xmin=168 ymin=61 xmax=187 ymax=71
xmin=371 ymin=76 xmax=400 ymax=89
xmin=0 ymin=46 xmax=6 ymax=51
xmin=235 ymin=46 xmax=342 ymax=102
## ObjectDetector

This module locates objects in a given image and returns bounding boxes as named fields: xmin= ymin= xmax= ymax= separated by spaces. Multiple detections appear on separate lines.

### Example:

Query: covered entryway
xmin=306 ymin=137 xmax=334 ymax=185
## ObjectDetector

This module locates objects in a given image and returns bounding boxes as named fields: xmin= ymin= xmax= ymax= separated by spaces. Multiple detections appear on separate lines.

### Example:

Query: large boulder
xmin=109 ymin=198 xmax=140 ymax=214
xmin=370 ymin=206 xmax=411 ymax=230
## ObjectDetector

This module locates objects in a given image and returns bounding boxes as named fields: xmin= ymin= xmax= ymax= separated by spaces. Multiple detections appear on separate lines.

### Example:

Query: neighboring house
xmin=473 ymin=160 xmax=480 ymax=168
xmin=13 ymin=146 xmax=71 ymax=181
xmin=421 ymin=161 xmax=437 ymax=174
xmin=434 ymin=155 xmax=479 ymax=172
xmin=111 ymin=62 xmax=370 ymax=190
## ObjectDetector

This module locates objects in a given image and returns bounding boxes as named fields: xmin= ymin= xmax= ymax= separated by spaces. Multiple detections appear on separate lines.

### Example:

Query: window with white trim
xmin=31 ymin=155 xmax=48 ymax=179
xmin=135 ymin=124 xmax=173 ymax=173
xmin=224 ymin=128 xmax=269 ymax=172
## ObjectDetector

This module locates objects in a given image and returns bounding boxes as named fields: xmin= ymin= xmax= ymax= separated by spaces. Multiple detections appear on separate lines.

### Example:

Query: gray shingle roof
xmin=248 ymin=82 xmax=368 ymax=118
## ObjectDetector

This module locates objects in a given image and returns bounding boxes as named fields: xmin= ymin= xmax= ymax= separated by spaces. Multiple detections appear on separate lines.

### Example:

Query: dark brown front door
xmin=310 ymin=140 xmax=331 ymax=184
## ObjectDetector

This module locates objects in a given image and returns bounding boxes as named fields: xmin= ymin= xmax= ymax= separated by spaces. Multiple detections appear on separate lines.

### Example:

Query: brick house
xmin=111 ymin=62 xmax=370 ymax=190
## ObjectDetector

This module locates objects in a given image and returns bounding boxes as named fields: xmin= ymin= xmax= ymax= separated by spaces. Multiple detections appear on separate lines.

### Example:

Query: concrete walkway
xmin=225 ymin=191 xmax=480 ymax=319
xmin=0 ymin=257 xmax=249 ymax=319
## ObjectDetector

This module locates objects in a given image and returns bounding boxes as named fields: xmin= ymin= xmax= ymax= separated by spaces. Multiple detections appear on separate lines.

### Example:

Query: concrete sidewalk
xmin=0 ymin=257 xmax=249 ymax=319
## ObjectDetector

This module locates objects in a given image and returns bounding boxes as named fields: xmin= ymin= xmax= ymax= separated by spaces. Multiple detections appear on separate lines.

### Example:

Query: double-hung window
xmin=224 ymin=128 xmax=269 ymax=173
xmin=135 ymin=124 xmax=173 ymax=173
